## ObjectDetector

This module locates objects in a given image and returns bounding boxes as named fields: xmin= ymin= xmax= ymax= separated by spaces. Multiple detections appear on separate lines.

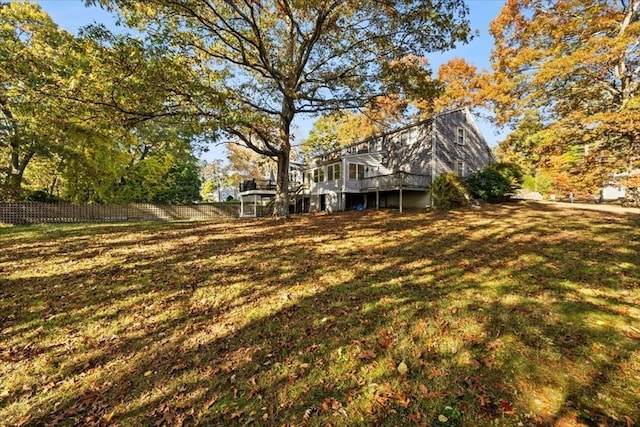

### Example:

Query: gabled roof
xmin=311 ymin=107 xmax=472 ymax=161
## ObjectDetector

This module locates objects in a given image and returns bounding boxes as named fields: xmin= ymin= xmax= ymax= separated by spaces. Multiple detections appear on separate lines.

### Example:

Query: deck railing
xmin=239 ymin=179 xmax=276 ymax=192
xmin=239 ymin=179 xmax=305 ymax=193
xmin=360 ymin=172 xmax=431 ymax=191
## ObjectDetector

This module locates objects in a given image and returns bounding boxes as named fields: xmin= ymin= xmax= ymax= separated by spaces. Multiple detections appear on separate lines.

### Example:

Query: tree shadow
xmin=1 ymin=203 xmax=639 ymax=426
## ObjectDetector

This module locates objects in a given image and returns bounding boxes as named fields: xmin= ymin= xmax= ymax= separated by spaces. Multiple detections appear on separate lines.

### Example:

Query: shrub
xmin=429 ymin=172 xmax=468 ymax=210
xmin=23 ymin=190 xmax=60 ymax=203
xmin=465 ymin=162 xmax=523 ymax=201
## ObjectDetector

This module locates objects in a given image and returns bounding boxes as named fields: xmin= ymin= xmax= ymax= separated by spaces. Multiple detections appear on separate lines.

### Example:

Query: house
xmin=238 ymin=108 xmax=494 ymax=216
xmin=601 ymin=170 xmax=640 ymax=201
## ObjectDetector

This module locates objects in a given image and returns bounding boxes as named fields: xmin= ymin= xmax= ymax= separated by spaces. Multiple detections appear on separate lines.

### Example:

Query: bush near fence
xmin=0 ymin=202 xmax=240 ymax=225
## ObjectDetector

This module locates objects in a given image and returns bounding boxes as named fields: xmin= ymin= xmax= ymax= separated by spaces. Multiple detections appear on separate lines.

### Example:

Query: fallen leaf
xmin=357 ymin=349 xmax=376 ymax=360
xmin=16 ymin=414 xmax=32 ymax=427
xmin=624 ymin=327 xmax=640 ymax=340
xmin=397 ymin=361 xmax=408 ymax=375
xmin=100 ymin=411 xmax=114 ymax=426
xmin=500 ymin=401 xmax=513 ymax=413
xmin=419 ymin=383 xmax=429 ymax=395
xmin=393 ymin=390 xmax=411 ymax=407
xmin=409 ymin=411 xmax=421 ymax=423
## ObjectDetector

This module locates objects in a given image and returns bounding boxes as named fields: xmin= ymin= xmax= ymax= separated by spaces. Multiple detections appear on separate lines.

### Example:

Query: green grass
xmin=1 ymin=202 xmax=639 ymax=426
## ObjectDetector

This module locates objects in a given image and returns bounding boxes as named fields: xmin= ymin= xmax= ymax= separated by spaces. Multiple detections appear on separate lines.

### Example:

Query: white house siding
xmin=602 ymin=186 xmax=626 ymax=200
xmin=342 ymin=152 xmax=390 ymax=193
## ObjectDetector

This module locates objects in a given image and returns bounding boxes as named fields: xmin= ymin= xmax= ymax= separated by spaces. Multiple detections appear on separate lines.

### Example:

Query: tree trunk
xmin=273 ymin=97 xmax=294 ymax=218
xmin=274 ymin=150 xmax=290 ymax=218
xmin=3 ymin=143 xmax=34 ymax=202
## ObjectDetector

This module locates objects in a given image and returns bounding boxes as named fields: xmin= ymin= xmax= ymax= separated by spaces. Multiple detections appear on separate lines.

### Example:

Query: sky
xmin=34 ymin=0 xmax=507 ymax=162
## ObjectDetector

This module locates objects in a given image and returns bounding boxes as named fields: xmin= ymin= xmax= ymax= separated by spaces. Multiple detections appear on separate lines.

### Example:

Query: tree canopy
xmin=1 ymin=1 xmax=208 ymax=203
xmin=86 ymin=0 xmax=473 ymax=216
xmin=0 ymin=1 xmax=75 ymax=200
xmin=491 ymin=0 xmax=640 ymax=193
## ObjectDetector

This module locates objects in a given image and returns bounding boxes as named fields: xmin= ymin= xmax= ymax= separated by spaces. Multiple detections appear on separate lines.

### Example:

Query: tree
xmin=151 ymin=154 xmax=202 ymax=204
xmin=490 ymin=0 xmax=640 ymax=191
xmin=0 ymin=1 xmax=76 ymax=200
xmin=300 ymin=109 xmax=384 ymax=161
xmin=1 ymin=3 xmax=209 ymax=202
xmin=225 ymin=144 xmax=275 ymax=184
xmin=432 ymin=58 xmax=490 ymax=114
xmin=87 ymin=0 xmax=473 ymax=217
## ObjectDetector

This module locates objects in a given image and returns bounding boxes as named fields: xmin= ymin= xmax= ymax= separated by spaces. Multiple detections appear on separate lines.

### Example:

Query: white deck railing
xmin=360 ymin=172 xmax=431 ymax=191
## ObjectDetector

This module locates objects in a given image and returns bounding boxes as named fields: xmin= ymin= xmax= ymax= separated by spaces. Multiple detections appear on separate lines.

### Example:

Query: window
xmin=327 ymin=163 xmax=340 ymax=181
xmin=399 ymin=128 xmax=414 ymax=146
xmin=457 ymin=127 xmax=465 ymax=145
xmin=313 ymin=168 xmax=325 ymax=183
xmin=348 ymin=163 xmax=366 ymax=180
xmin=349 ymin=163 xmax=357 ymax=180
xmin=370 ymin=137 xmax=382 ymax=152
xmin=456 ymin=160 xmax=465 ymax=177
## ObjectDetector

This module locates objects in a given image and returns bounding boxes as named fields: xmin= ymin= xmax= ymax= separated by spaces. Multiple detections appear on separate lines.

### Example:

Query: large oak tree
xmin=87 ymin=0 xmax=473 ymax=217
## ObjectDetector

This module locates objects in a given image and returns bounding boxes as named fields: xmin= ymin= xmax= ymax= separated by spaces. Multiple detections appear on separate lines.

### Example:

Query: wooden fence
xmin=0 ymin=202 xmax=240 ymax=225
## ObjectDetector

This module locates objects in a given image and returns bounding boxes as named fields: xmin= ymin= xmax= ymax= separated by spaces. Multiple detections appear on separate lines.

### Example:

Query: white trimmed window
xmin=400 ymin=128 xmax=414 ymax=146
xmin=348 ymin=163 xmax=366 ymax=180
xmin=313 ymin=167 xmax=325 ymax=182
xmin=456 ymin=160 xmax=465 ymax=177
xmin=348 ymin=163 xmax=357 ymax=180
xmin=457 ymin=127 xmax=466 ymax=145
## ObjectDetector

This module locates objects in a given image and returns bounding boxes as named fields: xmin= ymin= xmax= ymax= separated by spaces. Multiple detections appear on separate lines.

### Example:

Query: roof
xmin=310 ymin=107 xmax=471 ymax=160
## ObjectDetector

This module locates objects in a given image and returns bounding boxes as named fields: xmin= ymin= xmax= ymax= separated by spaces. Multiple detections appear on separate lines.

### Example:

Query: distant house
xmin=203 ymin=186 xmax=237 ymax=202
xmin=238 ymin=108 xmax=494 ymax=216
xmin=601 ymin=170 xmax=640 ymax=201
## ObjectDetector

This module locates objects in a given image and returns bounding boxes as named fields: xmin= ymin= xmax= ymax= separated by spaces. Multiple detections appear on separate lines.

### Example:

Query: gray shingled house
xmin=238 ymin=108 xmax=494 ymax=216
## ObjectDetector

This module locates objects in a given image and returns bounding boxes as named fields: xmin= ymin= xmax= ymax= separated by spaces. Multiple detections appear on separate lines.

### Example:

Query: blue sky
xmin=35 ymin=0 xmax=506 ymax=161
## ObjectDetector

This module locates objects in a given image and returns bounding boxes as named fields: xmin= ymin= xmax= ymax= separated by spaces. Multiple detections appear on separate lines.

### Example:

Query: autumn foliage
xmin=2 ymin=204 xmax=639 ymax=425
xmin=490 ymin=0 xmax=640 ymax=193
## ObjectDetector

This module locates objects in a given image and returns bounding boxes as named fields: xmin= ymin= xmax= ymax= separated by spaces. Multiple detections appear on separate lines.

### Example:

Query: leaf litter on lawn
xmin=1 ymin=203 xmax=639 ymax=426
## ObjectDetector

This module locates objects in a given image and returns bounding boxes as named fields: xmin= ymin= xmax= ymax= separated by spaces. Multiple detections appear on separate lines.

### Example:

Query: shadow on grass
xmin=1 ymin=203 xmax=639 ymax=426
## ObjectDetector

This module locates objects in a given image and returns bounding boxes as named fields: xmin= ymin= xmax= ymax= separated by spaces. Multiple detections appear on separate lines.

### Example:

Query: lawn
xmin=1 ymin=202 xmax=639 ymax=427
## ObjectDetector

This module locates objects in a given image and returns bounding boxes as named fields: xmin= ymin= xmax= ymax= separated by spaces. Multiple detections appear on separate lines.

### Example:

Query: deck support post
xmin=254 ymin=194 xmax=258 ymax=218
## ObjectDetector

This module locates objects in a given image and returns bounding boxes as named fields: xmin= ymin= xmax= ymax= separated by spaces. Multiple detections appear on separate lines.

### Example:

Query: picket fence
xmin=0 ymin=202 xmax=240 ymax=225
